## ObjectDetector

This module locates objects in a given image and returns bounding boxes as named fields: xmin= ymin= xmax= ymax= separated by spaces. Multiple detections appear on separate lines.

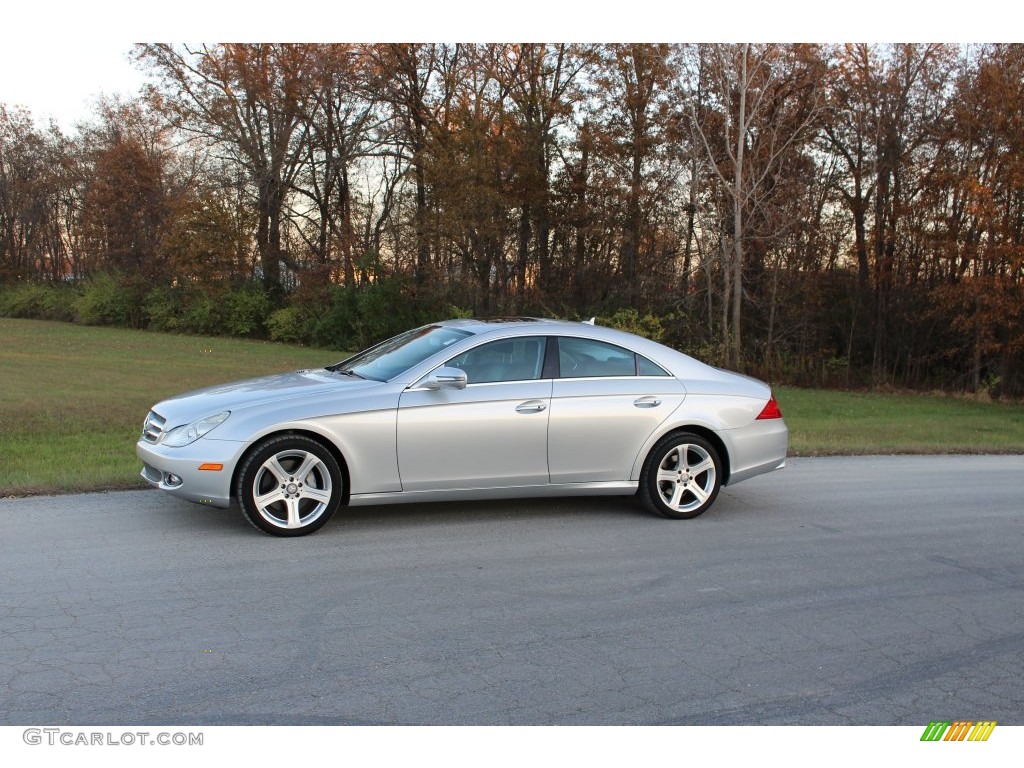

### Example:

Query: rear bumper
xmin=136 ymin=438 xmax=246 ymax=508
xmin=723 ymin=418 xmax=789 ymax=486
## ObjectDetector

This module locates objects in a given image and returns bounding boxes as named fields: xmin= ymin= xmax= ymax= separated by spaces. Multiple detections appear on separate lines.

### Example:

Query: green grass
xmin=776 ymin=385 xmax=1024 ymax=456
xmin=1 ymin=318 xmax=1022 ymax=496
xmin=0 ymin=319 xmax=338 ymax=495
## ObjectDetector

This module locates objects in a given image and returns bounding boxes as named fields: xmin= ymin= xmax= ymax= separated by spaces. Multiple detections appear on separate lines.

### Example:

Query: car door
xmin=547 ymin=336 xmax=686 ymax=484
xmin=396 ymin=336 xmax=551 ymax=492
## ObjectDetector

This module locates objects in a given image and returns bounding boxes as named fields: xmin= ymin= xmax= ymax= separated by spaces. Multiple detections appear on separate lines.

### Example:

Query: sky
xmin=0 ymin=40 xmax=145 ymax=129
xmin=2 ymin=1 xmax=1020 ymax=131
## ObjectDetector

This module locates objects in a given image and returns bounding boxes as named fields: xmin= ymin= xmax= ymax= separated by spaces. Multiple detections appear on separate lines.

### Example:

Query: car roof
xmin=438 ymin=317 xmax=575 ymax=332
xmin=437 ymin=317 xmax=676 ymax=365
xmin=405 ymin=317 xmax=767 ymax=397
xmin=437 ymin=316 xmax=661 ymax=346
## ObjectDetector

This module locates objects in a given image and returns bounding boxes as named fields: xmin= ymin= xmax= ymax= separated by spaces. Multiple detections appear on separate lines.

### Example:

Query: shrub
xmin=446 ymin=304 xmax=474 ymax=320
xmin=598 ymin=308 xmax=667 ymax=342
xmin=352 ymin=278 xmax=420 ymax=347
xmin=0 ymin=282 xmax=78 ymax=321
xmin=143 ymin=285 xmax=183 ymax=332
xmin=180 ymin=290 xmax=225 ymax=336
xmin=310 ymin=278 xmax=422 ymax=350
xmin=74 ymin=274 xmax=134 ymax=327
xmin=311 ymin=284 xmax=358 ymax=349
xmin=224 ymin=282 xmax=271 ymax=338
xmin=266 ymin=305 xmax=314 ymax=345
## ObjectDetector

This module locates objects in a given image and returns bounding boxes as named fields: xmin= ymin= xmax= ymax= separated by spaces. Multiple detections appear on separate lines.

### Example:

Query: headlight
xmin=161 ymin=411 xmax=230 ymax=447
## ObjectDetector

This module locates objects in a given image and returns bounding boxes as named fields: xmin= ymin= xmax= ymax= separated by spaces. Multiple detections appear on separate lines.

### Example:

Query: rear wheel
xmin=639 ymin=432 xmax=721 ymax=520
xmin=237 ymin=435 xmax=342 ymax=536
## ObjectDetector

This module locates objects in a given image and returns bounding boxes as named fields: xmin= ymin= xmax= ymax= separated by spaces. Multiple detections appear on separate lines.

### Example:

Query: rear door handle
xmin=515 ymin=400 xmax=548 ymax=414
xmin=633 ymin=396 xmax=661 ymax=408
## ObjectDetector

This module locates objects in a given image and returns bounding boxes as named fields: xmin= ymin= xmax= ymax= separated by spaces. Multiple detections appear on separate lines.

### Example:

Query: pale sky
xmin=2 ymin=1 xmax=1017 ymax=132
xmin=0 ymin=41 xmax=145 ymax=130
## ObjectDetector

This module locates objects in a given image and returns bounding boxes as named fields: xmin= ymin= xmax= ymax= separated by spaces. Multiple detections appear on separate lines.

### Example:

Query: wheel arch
xmin=634 ymin=424 xmax=731 ymax=486
xmin=231 ymin=428 xmax=352 ymax=506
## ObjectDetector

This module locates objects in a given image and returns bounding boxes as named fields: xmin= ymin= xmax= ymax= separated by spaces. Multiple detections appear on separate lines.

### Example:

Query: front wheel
xmin=639 ymin=433 xmax=722 ymax=520
xmin=236 ymin=435 xmax=343 ymax=536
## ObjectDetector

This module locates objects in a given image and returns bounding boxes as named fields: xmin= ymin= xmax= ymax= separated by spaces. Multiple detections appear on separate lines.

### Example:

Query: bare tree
xmin=363 ymin=43 xmax=454 ymax=285
xmin=288 ymin=44 xmax=380 ymax=286
xmin=136 ymin=44 xmax=315 ymax=295
xmin=0 ymin=107 xmax=78 ymax=281
xmin=688 ymin=43 xmax=825 ymax=368
xmin=588 ymin=44 xmax=683 ymax=305
xmin=491 ymin=43 xmax=592 ymax=304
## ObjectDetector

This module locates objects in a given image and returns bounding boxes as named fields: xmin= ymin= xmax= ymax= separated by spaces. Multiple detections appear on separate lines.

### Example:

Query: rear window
xmin=557 ymin=337 xmax=669 ymax=378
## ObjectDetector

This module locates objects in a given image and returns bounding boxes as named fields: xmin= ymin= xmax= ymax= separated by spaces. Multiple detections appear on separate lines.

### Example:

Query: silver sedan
xmin=137 ymin=318 xmax=788 ymax=536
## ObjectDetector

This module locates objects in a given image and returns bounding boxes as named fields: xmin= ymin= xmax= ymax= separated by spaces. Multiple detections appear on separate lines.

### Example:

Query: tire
xmin=639 ymin=432 xmax=722 ymax=520
xmin=236 ymin=434 xmax=343 ymax=536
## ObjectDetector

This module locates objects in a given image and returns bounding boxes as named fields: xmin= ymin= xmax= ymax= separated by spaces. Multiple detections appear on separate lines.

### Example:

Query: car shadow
xmin=335 ymin=494 xmax=650 ymax=529
xmin=158 ymin=484 xmax=762 ymax=538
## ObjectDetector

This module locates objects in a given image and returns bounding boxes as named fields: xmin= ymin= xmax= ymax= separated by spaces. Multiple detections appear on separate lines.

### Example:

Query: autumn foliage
xmin=1 ymin=43 xmax=1023 ymax=395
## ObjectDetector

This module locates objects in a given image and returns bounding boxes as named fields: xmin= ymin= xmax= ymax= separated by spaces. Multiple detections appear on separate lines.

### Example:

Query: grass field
xmin=2 ymin=317 xmax=1023 ymax=496
xmin=0 ymin=319 xmax=334 ymax=494
xmin=775 ymin=386 xmax=1024 ymax=456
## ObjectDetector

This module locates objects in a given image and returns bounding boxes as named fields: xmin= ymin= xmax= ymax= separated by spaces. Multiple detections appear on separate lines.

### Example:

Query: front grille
xmin=142 ymin=411 xmax=166 ymax=443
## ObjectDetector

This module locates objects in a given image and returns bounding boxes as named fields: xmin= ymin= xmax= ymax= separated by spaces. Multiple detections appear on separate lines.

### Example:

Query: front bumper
xmin=136 ymin=438 xmax=247 ymax=508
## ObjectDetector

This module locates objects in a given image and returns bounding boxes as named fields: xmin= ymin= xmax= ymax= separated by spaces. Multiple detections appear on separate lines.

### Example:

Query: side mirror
xmin=418 ymin=366 xmax=468 ymax=390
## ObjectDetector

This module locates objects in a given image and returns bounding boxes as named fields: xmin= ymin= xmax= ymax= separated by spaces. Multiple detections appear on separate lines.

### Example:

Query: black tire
xmin=639 ymin=432 xmax=722 ymax=520
xmin=236 ymin=434 xmax=343 ymax=536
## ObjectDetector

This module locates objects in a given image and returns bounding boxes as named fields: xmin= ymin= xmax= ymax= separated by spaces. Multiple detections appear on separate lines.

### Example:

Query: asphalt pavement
xmin=1 ymin=455 xmax=1022 ymax=725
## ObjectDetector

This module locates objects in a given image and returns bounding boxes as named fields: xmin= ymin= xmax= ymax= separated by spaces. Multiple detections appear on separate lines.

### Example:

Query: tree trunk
xmin=730 ymin=44 xmax=748 ymax=370
xmin=414 ymin=160 xmax=429 ymax=285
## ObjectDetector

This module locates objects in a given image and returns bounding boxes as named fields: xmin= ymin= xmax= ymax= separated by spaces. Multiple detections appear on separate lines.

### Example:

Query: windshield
xmin=329 ymin=325 xmax=473 ymax=382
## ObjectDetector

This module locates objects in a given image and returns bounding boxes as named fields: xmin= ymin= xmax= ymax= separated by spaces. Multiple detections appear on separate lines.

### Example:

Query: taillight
xmin=756 ymin=394 xmax=783 ymax=420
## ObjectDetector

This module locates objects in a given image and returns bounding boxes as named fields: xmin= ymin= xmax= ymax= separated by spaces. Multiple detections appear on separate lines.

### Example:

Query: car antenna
xmin=583 ymin=317 xmax=596 ymax=325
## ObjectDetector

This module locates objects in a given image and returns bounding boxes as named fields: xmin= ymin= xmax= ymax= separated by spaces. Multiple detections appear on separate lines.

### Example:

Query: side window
xmin=446 ymin=337 xmax=547 ymax=384
xmin=558 ymin=337 xmax=636 ymax=378
xmin=638 ymin=355 xmax=670 ymax=376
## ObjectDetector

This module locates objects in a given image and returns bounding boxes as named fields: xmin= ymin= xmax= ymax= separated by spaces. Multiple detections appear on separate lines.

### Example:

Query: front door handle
xmin=515 ymin=400 xmax=548 ymax=414
xmin=633 ymin=396 xmax=662 ymax=408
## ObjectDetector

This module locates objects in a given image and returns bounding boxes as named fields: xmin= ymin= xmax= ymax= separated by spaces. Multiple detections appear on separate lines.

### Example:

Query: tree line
xmin=1 ymin=43 xmax=1022 ymax=395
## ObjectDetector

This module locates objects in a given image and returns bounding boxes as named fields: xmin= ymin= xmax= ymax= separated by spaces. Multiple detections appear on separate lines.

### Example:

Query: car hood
xmin=150 ymin=369 xmax=379 ymax=427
